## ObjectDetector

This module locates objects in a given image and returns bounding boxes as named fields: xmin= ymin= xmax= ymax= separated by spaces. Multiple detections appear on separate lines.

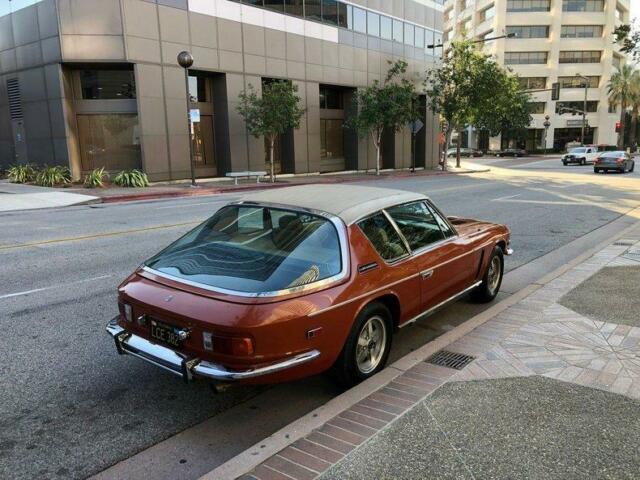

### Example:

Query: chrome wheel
xmin=487 ymin=255 xmax=502 ymax=294
xmin=356 ymin=316 xmax=387 ymax=374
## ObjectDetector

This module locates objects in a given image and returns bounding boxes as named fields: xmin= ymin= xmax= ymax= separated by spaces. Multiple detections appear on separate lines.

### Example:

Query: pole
xmin=184 ymin=69 xmax=196 ymax=187
xmin=581 ymin=83 xmax=587 ymax=145
xmin=411 ymin=131 xmax=416 ymax=173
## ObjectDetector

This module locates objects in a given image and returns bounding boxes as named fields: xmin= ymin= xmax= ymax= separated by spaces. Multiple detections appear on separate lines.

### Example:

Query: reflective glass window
xmin=352 ymin=6 xmax=366 ymax=33
xmin=380 ymin=16 xmax=392 ymax=40
xmin=367 ymin=11 xmax=380 ymax=37
xmin=393 ymin=19 xmax=403 ymax=43
xmin=80 ymin=70 xmax=136 ymax=100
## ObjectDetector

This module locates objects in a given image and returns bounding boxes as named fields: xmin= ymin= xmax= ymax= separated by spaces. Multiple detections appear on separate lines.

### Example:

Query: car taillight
xmin=594 ymin=157 xmax=600 ymax=163
xmin=202 ymin=332 xmax=254 ymax=356
xmin=616 ymin=158 xmax=625 ymax=164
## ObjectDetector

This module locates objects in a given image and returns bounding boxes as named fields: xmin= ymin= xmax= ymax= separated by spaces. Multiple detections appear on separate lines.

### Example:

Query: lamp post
xmin=178 ymin=51 xmax=197 ymax=187
xmin=543 ymin=115 xmax=551 ymax=155
xmin=575 ymin=74 xmax=589 ymax=146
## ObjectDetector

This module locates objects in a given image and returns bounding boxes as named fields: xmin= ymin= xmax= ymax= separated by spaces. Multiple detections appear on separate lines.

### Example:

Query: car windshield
xmin=570 ymin=148 xmax=587 ymax=153
xmin=145 ymin=205 xmax=343 ymax=294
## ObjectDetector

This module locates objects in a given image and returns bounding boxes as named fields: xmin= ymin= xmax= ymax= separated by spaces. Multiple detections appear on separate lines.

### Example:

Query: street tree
xmin=607 ymin=64 xmax=638 ymax=149
xmin=614 ymin=23 xmax=640 ymax=62
xmin=424 ymin=40 xmax=531 ymax=169
xmin=237 ymin=80 xmax=306 ymax=183
xmin=347 ymin=60 xmax=418 ymax=175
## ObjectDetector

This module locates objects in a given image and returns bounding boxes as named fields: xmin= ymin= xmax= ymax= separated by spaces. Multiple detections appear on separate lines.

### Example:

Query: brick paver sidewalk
xmin=236 ymin=225 xmax=640 ymax=480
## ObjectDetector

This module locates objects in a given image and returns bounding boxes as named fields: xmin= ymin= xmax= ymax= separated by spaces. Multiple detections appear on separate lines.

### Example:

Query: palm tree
xmin=629 ymin=73 xmax=640 ymax=150
xmin=607 ymin=65 xmax=637 ymax=148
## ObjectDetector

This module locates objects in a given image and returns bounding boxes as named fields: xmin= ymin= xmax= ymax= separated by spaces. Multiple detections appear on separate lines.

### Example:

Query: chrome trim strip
xmin=142 ymin=205 xmax=351 ymax=299
xmin=106 ymin=317 xmax=320 ymax=381
xmin=399 ymin=281 xmax=483 ymax=328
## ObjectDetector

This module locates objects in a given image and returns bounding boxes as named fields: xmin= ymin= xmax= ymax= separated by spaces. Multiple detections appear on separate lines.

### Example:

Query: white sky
xmin=633 ymin=1 xmax=640 ymax=23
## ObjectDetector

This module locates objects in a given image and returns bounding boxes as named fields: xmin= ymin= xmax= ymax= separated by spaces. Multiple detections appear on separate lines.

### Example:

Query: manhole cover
xmin=614 ymin=240 xmax=635 ymax=246
xmin=426 ymin=350 xmax=475 ymax=370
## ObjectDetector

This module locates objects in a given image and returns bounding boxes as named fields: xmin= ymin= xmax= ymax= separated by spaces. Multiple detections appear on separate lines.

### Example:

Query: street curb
xmin=201 ymin=212 xmax=640 ymax=480
xmin=92 ymin=168 xmax=491 ymax=205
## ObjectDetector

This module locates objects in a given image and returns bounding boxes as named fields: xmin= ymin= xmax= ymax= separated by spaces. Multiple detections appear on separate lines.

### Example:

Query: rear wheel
xmin=581 ymin=158 xmax=586 ymax=166
xmin=471 ymin=247 xmax=504 ymax=303
xmin=333 ymin=302 xmax=393 ymax=387
xmin=631 ymin=162 xmax=635 ymax=173
xmin=563 ymin=161 xmax=568 ymax=166
xmin=594 ymin=168 xmax=600 ymax=173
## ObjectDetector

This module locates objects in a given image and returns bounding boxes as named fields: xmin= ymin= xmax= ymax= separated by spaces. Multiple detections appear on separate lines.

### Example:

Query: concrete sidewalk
xmin=0 ymin=181 xmax=98 ymax=212
xmin=213 ymin=224 xmax=640 ymax=480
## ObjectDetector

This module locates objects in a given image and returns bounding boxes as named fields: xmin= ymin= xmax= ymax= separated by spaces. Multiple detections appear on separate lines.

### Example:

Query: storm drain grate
xmin=614 ymin=240 xmax=636 ymax=246
xmin=426 ymin=350 xmax=476 ymax=370
xmin=622 ymin=249 xmax=640 ymax=263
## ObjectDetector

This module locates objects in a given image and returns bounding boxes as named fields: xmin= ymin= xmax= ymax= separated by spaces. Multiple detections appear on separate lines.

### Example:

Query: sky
xmin=633 ymin=1 xmax=640 ymax=23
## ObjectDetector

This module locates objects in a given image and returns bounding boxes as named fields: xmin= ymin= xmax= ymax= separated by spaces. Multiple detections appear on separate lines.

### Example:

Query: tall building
xmin=0 ymin=0 xmax=445 ymax=182
xmin=443 ymin=0 xmax=630 ymax=151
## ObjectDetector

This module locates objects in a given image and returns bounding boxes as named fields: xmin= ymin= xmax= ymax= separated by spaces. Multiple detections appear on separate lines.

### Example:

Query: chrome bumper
xmin=106 ymin=317 xmax=320 ymax=383
xmin=506 ymin=247 xmax=514 ymax=255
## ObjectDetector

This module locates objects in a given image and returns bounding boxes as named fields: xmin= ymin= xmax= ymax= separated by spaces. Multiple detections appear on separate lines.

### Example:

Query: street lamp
xmin=575 ymin=73 xmax=589 ymax=146
xmin=178 ymin=51 xmax=197 ymax=187
xmin=543 ymin=115 xmax=551 ymax=155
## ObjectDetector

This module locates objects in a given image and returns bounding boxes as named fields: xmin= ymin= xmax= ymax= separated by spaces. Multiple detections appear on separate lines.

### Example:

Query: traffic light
xmin=615 ymin=121 xmax=622 ymax=133
xmin=551 ymin=82 xmax=560 ymax=101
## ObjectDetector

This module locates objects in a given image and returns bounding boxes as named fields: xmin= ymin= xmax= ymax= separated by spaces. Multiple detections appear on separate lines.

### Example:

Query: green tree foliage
xmin=607 ymin=65 xmax=639 ymax=148
xmin=237 ymin=80 xmax=306 ymax=183
xmin=424 ymin=40 xmax=531 ymax=168
xmin=347 ymin=60 xmax=418 ymax=175
xmin=614 ymin=24 xmax=640 ymax=61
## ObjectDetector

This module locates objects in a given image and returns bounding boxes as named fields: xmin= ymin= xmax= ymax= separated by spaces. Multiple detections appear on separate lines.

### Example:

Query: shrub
xmin=7 ymin=164 xmax=36 ymax=184
xmin=84 ymin=167 xmax=109 ymax=188
xmin=113 ymin=169 xmax=149 ymax=188
xmin=35 ymin=165 xmax=71 ymax=187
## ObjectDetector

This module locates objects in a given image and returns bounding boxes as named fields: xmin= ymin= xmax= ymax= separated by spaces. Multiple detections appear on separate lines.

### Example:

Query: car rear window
xmin=358 ymin=213 xmax=409 ymax=262
xmin=601 ymin=151 xmax=625 ymax=158
xmin=145 ymin=205 xmax=342 ymax=293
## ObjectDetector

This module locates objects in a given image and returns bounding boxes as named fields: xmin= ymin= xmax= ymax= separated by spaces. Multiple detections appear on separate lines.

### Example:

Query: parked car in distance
xmin=446 ymin=148 xmax=484 ymax=157
xmin=562 ymin=146 xmax=598 ymax=166
xmin=495 ymin=148 xmax=527 ymax=157
xmin=593 ymin=151 xmax=635 ymax=174
xmin=107 ymin=185 xmax=512 ymax=388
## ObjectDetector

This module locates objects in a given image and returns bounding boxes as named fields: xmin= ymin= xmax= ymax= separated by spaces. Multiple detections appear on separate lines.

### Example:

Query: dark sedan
xmin=495 ymin=148 xmax=527 ymax=157
xmin=593 ymin=151 xmax=635 ymax=174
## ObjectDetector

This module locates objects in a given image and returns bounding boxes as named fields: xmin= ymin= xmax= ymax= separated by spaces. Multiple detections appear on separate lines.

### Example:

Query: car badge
xmin=164 ymin=295 xmax=174 ymax=303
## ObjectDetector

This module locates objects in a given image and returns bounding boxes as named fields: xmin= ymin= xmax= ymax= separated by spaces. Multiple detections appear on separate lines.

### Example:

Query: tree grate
xmin=426 ymin=350 xmax=476 ymax=370
xmin=622 ymin=249 xmax=640 ymax=263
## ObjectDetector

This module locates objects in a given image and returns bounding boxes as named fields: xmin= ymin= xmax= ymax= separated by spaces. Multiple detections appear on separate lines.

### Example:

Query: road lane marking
xmin=0 ymin=221 xmax=200 ymax=251
xmin=492 ymin=194 xmax=521 ymax=202
xmin=0 ymin=274 xmax=113 ymax=300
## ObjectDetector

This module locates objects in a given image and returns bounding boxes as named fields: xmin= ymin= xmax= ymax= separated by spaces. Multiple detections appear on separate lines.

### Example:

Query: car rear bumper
xmin=106 ymin=317 xmax=320 ymax=383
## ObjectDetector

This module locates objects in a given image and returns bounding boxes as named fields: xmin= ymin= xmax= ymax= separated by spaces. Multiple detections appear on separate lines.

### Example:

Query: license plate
xmin=150 ymin=320 xmax=183 ymax=348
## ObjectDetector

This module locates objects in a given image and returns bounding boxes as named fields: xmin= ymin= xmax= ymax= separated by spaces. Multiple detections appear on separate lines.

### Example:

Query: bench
xmin=225 ymin=171 xmax=268 ymax=185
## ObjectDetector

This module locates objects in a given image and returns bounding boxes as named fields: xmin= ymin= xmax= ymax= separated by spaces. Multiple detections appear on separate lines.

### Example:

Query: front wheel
xmin=332 ymin=302 xmax=393 ymax=388
xmin=594 ymin=168 xmax=600 ymax=173
xmin=581 ymin=158 xmax=586 ymax=166
xmin=631 ymin=162 xmax=635 ymax=173
xmin=471 ymin=246 xmax=504 ymax=303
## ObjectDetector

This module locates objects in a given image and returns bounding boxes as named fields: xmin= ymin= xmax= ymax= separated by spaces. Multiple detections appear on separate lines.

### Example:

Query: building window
xmin=559 ymin=50 xmax=601 ymax=64
xmin=320 ymin=119 xmax=344 ymax=159
xmin=263 ymin=0 xmax=285 ymax=13
xmin=304 ymin=0 xmax=322 ymax=21
xmin=560 ymin=25 xmax=603 ymax=38
xmin=518 ymin=77 xmax=547 ymax=89
xmin=367 ymin=11 xmax=380 ymax=37
xmin=507 ymin=0 xmax=551 ymax=12
xmin=351 ymin=6 xmax=366 ymax=33
xmin=393 ymin=19 xmax=403 ymax=43
xmin=188 ymin=76 xmax=208 ymax=103
xmin=284 ymin=0 xmax=304 ymax=17
xmin=380 ymin=16 xmax=392 ymax=40
xmin=462 ymin=17 xmax=473 ymax=33
xmin=77 ymin=114 xmax=141 ymax=171
xmin=504 ymin=51 xmax=548 ymax=64
xmin=319 ymin=86 xmax=344 ymax=109
xmin=404 ymin=23 xmax=415 ymax=46
xmin=506 ymin=25 xmax=550 ymax=39
xmin=557 ymin=76 xmax=600 ymax=88
xmin=528 ymin=102 xmax=546 ymax=114
xmin=556 ymin=101 xmax=599 ymax=114
xmin=80 ymin=69 xmax=136 ymax=100
xmin=415 ymin=27 xmax=425 ymax=49
xmin=479 ymin=5 xmax=495 ymax=22
xmin=562 ymin=0 xmax=604 ymax=12
xmin=615 ymin=6 xmax=625 ymax=20
xmin=322 ymin=0 xmax=348 ymax=28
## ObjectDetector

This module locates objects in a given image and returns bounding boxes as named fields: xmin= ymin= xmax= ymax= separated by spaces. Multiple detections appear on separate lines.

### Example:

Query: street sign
xmin=410 ymin=119 xmax=424 ymax=135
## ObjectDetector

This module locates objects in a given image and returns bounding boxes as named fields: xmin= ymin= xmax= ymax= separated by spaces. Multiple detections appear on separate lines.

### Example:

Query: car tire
xmin=563 ymin=161 xmax=568 ymax=166
xmin=332 ymin=302 xmax=393 ymax=388
xmin=581 ymin=158 xmax=586 ymax=166
xmin=471 ymin=246 xmax=504 ymax=304
xmin=594 ymin=168 xmax=600 ymax=173
xmin=631 ymin=162 xmax=635 ymax=173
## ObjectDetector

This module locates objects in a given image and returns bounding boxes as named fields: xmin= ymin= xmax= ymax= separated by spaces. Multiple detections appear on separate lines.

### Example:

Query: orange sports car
xmin=107 ymin=185 xmax=512 ymax=387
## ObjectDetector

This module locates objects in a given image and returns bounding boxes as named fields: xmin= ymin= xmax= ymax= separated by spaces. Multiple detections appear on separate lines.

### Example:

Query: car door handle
xmin=420 ymin=269 xmax=434 ymax=279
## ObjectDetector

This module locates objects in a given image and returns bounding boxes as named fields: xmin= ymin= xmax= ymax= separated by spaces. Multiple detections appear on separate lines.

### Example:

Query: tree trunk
xmin=619 ymin=103 xmax=626 ymax=149
xmin=456 ymin=139 xmax=461 ymax=169
xmin=269 ymin=137 xmax=275 ymax=183
xmin=443 ymin=128 xmax=453 ymax=172
xmin=375 ymin=130 xmax=382 ymax=176
xmin=631 ymin=107 xmax=638 ymax=150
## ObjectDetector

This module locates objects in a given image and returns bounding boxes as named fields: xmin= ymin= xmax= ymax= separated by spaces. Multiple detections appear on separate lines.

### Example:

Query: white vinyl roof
xmin=241 ymin=184 xmax=428 ymax=225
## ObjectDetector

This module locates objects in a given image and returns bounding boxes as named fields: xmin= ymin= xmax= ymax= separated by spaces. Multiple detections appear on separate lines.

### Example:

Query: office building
xmin=443 ymin=0 xmax=630 ymax=151
xmin=0 ymin=0 xmax=445 ymax=181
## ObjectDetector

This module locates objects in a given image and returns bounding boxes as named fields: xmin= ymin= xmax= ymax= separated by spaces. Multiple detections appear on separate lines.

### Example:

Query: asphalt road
xmin=1 ymin=157 xmax=639 ymax=480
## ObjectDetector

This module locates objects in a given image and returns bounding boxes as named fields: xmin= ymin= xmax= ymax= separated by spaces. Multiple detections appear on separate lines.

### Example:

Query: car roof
xmin=240 ymin=184 xmax=428 ymax=225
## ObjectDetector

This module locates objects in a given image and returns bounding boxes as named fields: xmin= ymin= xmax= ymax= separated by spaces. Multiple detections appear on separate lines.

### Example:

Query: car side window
xmin=425 ymin=202 xmax=456 ymax=238
xmin=357 ymin=213 xmax=409 ymax=262
xmin=385 ymin=202 xmax=445 ymax=251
